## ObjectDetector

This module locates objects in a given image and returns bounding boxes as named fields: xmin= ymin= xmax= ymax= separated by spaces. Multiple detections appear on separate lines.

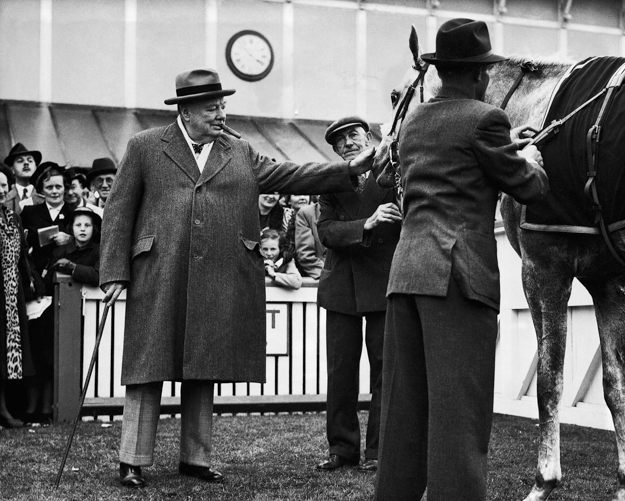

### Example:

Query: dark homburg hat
xmin=4 ymin=142 xmax=42 ymax=167
xmin=324 ymin=116 xmax=370 ymax=145
xmin=86 ymin=157 xmax=117 ymax=186
xmin=420 ymin=18 xmax=508 ymax=65
xmin=164 ymin=69 xmax=236 ymax=105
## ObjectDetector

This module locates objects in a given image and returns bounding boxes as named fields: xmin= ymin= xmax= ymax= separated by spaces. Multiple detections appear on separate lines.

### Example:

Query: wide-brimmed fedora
xmin=325 ymin=116 xmax=370 ymax=144
xmin=4 ymin=143 xmax=42 ymax=166
xmin=421 ymin=19 xmax=507 ymax=65
xmin=164 ymin=69 xmax=236 ymax=105
xmin=86 ymin=157 xmax=117 ymax=186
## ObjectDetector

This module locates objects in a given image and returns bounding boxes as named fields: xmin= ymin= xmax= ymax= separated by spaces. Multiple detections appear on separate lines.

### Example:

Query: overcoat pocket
xmin=131 ymin=235 xmax=155 ymax=260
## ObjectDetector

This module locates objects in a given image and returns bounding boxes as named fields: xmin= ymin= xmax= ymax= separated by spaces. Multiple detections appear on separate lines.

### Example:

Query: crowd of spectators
xmin=258 ymin=193 xmax=326 ymax=287
xmin=0 ymin=139 xmax=329 ymax=429
xmin=0 ymin=143 xmax=109 ymax=429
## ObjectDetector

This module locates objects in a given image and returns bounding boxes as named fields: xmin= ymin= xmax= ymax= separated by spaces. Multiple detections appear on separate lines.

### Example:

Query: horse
xmin=372 ymin=25 xmax=625 ymax=501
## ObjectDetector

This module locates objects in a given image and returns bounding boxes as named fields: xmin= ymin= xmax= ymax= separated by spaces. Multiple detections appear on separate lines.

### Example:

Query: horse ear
xmin=409 ymin=25 xmax=424 ymax=68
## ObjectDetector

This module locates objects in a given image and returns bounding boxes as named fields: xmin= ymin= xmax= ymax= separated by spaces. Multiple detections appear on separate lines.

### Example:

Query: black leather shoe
xmin=120 ymin=462 xmax=145 ymax=488
xmin=316 ymin=454 xmax=359 ymax=471
xmin=179 ymin=462 xmax=224 ymax=483
xmin=357 ymin=458 xmax=378 ymax=472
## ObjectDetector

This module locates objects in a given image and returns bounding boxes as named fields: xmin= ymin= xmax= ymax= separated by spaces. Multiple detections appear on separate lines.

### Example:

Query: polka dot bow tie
xmin=192 ymin=143 xmax=204 ymax=155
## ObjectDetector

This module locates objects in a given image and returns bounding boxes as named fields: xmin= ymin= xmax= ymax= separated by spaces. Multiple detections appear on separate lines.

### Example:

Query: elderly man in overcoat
xmin=100 ymin=69 xmax=374 ymax=489
xmin=315 ymin=117 xmax=401 ymax=473
xmin=374 ymin=19 xmax=549 ymax=501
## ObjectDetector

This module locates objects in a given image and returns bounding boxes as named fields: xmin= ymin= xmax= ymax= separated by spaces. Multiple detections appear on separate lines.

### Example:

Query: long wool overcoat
xmin=100 ymin=122 xmax=354 ymax=385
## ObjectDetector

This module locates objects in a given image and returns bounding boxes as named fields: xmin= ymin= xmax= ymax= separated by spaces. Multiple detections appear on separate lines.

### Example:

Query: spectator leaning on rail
xmin=99 ymin=68 xmax=375 ymax=489
xmin=294 ymin=199 xmax=325 ymax=279
xmin=260 ymin=228 xmax=302 ymax=290
xmin=374 ymin=19 xmax=549 ymax=501
xmin=2 ymin=143 xmax=45 ymax=214
xmin=315 ymin=116 xmax=402 ymax=473
xmin=85 ymin=157 xmax=117 ymax=210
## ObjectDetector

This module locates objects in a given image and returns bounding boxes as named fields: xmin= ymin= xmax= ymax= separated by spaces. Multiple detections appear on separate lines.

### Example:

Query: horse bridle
xmin=386 ymin=61 xmax=430 ymax=197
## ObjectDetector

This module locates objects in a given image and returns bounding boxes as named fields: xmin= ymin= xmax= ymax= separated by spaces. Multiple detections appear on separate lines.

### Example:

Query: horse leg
xmin=581 ymin=275 xmax=625 ymax=501
xmin=521 ymin=258 xmax=573 ymax=501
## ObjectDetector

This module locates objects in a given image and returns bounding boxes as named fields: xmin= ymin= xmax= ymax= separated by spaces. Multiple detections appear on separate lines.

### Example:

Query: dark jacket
xmin=392 ymin=95 xmax=549 ymax=310
xmin=317 ymin=176 xmax=401 ymax=315
xmin=20 ymin=203 xmax=73 ymax=274
xmin=48 ymin=240 xmax=100 ymax=288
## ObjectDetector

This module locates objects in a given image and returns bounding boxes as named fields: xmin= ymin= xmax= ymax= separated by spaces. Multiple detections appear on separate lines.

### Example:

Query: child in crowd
xmin=47 ymin=207 xmax=100 ymax=287
xmin=260 ymin=228 xmax=302 ymax=290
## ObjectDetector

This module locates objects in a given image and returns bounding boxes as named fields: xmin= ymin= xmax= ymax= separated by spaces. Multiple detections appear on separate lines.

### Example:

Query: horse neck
xmin=483 ymin=59 xmax=574 ymax=129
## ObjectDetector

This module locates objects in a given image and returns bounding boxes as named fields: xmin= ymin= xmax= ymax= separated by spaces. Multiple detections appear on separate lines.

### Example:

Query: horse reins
xmin=502 ymin=59 xmax=625 ymax=267
xmin=387 ymin=61 xmax=430 ymax=199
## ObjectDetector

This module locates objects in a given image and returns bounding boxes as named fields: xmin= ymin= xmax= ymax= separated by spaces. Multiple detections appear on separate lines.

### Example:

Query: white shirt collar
xmin=177 ymin=116 xmax=214 ymax=173
xmin=46 ymin=202 xmax=64 ymax=221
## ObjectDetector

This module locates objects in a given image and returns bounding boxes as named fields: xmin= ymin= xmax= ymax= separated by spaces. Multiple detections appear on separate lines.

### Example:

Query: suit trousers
xmin=375 ymin=278 xmax=498 ymax=501
xmin=326 ymin=310 xmax=385 ymax=461
xmin=119 ymin=380 xmax=214 ymax=467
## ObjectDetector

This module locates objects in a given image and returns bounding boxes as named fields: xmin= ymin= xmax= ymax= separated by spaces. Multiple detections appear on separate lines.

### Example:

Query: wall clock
xmin=226 ymin=30 xmax=274 ymax=82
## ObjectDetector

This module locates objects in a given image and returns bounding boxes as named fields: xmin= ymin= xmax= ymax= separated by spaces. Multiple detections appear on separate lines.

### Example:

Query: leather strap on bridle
xmin=500 ymin=61 xmax=538 ymax=110
xmin=386 ymin=62 xmax=429 ymax=203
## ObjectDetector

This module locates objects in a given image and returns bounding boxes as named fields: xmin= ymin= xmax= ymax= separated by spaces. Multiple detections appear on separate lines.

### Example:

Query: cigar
xmin=221 ymin=123 xmax=242 ymax=139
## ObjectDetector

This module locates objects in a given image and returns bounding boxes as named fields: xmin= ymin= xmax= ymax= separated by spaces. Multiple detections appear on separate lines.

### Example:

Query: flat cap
xmin=325 ymin=116 xmax=370 ymax=144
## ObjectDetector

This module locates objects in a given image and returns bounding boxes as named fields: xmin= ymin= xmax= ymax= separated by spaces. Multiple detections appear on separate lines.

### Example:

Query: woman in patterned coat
xmin=0 ymin=163 xmax=44 ymax=429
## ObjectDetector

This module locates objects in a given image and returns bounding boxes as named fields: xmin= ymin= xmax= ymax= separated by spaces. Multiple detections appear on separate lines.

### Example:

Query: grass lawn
xmin=0 ymin=412 xmax=620 ymax=500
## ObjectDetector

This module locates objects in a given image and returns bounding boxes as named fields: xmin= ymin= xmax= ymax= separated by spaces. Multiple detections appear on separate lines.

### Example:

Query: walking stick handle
xmin=54 ymin=303 xmax=111 ymax=488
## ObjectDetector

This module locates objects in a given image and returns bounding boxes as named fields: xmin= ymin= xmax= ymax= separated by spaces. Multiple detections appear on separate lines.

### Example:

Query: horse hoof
xmin=522 ymin=479 xmax=559 ymax=501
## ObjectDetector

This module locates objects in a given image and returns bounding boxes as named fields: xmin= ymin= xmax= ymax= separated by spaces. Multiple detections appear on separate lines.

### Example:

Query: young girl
xmin=260 ymin=229 xmax=302 ymax=290
xmin=48 ymin=206 xmax=100 ymax=287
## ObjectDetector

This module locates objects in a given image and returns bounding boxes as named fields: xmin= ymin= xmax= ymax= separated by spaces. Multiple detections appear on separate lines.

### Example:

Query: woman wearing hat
xmin=375 ymin=19 xmax=548 ymax=501
xmin=20 ymin=162 xmax=74 ymax=423
xmin=0 ymin=163 xmax=45 ymax=429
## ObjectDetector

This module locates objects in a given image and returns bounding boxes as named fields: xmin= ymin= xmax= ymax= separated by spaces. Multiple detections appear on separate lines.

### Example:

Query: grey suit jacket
xmin=391 ymin=95 xmax=549 ymax=310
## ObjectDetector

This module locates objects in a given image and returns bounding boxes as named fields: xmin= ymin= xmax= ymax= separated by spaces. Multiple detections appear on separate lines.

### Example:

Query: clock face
xmin=226 ymin=30 xmax=274 ymax=82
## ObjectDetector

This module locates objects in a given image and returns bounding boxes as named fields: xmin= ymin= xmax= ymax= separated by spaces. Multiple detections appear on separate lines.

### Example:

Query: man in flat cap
xmin=374 ymin=19 xmax=548 ymax=501
xmin=100 ymin=69 xmax=375 ymax=488
xmin=315 ymin=116 xmax=401 ymax=473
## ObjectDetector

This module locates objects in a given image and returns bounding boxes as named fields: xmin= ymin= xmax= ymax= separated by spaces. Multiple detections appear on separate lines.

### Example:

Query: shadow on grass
xmin=0 ymin=412 xmax=619 ymax=500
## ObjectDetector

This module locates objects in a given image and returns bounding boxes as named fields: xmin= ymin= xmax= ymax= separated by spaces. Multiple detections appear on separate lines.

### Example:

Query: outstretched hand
xmin=347 ymin=147 xmax=376 ymax=176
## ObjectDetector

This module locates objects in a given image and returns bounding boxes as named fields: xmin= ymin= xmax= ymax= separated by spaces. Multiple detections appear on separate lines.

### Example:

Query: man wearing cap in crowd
xmin=315 ymin=116 xmax=401 ymax=473
xmin=86 ymin=158 xmax=117 ymax=210
xmin=374 ymin=19 xmax=549 ymax=501
xmin=3 ymin=143 xmax=45 ymax=213
xmin=100 ymin=68 xmax=375 ymax=488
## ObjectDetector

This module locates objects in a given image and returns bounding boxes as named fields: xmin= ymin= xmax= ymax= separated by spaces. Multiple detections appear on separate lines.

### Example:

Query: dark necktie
xmin=192 ymin=143 xmax=204 ymax=155
xmin=22 ymin=187 xmax=28 ymax=200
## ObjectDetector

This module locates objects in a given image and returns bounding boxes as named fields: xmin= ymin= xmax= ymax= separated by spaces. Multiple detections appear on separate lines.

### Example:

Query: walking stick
xmin=54 ymin=303 xmax=111 ymax=488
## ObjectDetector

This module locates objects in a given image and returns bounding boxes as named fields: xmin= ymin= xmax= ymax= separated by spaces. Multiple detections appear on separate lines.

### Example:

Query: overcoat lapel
xmin=162 ymin=124 xmax=200 ymax=183
xmin=198 ymin=136 xmax=232 ymax=185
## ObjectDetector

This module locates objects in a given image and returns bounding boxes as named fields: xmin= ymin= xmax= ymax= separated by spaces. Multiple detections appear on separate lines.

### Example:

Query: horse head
xmin=372 ymin=25 xmax=438 ymax=193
